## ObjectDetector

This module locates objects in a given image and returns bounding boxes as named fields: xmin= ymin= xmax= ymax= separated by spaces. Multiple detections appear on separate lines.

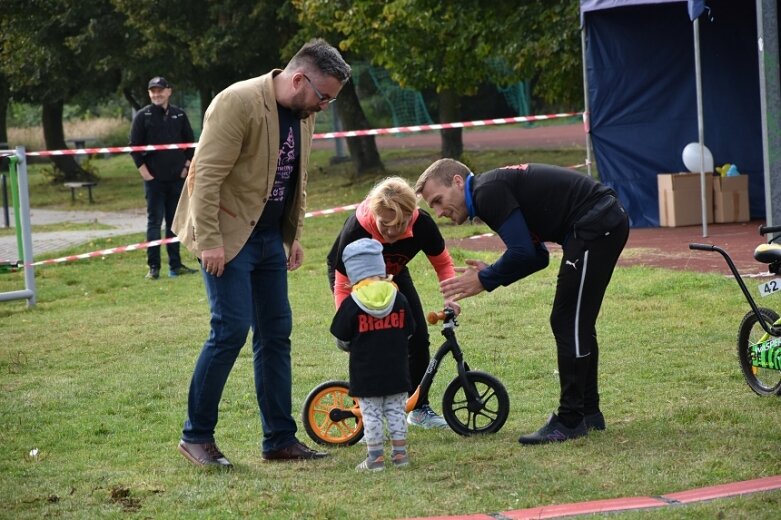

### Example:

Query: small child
xmin=330 ymin=238 xmax=416 ymax=471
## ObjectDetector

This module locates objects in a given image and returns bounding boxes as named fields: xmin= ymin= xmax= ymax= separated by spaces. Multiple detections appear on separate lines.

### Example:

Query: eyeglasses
xmin=303 ymin=74 xmax=336 ymax=105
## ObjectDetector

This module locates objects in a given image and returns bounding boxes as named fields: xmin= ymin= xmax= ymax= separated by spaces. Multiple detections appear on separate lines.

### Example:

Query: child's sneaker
xmin=407 ymin=404 xmax=448 ymax=429
xmin=355 ymin=455 xmax=384 ymax=472
xmin=391 ymin=452 xmax=409 ymax=468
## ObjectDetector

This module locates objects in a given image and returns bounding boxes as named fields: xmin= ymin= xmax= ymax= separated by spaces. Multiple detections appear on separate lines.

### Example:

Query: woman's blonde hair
xmin=366 ymin=177 xmax=417 ymax=226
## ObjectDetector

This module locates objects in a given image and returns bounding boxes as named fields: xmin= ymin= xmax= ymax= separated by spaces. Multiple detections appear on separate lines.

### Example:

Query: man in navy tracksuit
xmin=129 ymin=76 xmax=196 ymax=280
xmin=416 ymin=159 xmax=629 ymax=445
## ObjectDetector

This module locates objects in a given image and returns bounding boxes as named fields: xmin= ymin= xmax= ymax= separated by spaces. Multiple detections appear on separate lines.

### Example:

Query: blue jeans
xmin=182 ymin=227 xmax=298 ymax=452
xmin=144 ymin=178 xmax=184 ymax=269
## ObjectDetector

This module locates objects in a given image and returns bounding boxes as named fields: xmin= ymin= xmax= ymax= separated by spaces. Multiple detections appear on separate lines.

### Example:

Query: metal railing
xmin=0 ymin=146 xmax=37 ymax=307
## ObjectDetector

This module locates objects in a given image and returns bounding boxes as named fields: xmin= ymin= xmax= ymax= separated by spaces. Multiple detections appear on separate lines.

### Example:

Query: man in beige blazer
xmin=174 ymin=39 xmax=351 ymax=468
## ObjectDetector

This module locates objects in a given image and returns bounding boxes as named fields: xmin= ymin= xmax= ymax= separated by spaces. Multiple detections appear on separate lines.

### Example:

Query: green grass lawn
xmin=2 ymin=147 xmax=780 ymax=519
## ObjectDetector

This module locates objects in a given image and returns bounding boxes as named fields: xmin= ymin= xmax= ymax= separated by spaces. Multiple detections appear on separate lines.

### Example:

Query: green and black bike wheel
xmin=737 ymin=308 xmax=781 ymax=396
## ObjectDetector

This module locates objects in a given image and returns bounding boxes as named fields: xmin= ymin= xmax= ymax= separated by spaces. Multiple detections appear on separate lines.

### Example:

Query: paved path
xmin=0 ymin=208 xmax=146 ymax=263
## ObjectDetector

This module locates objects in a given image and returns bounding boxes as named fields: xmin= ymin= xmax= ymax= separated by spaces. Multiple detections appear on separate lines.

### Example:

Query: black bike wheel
xmin=737 ymin=308 xmax=781 ymax=396
xmin=442 ymin=370 xmax=509 ymax=436
xmin=302 ymin=380 xmax=364 ymax=446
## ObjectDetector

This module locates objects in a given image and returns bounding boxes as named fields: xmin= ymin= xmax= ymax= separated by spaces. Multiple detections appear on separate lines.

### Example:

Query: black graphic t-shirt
xmin=326 ymin=209 xmax=447 ymax=283
xmin=259 ymin=104 xmax=300 ymax=227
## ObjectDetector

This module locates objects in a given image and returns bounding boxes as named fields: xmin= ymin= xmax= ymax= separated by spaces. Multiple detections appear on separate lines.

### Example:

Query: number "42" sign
xmin=758 ymin=278 xmax=781 ymax=297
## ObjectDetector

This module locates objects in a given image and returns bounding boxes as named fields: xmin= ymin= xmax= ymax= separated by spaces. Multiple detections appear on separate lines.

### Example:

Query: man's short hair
xmin=288 ymin=38 xmax=351 ymax=82
xmin=415 ymin=158 xmax=471 ymax=194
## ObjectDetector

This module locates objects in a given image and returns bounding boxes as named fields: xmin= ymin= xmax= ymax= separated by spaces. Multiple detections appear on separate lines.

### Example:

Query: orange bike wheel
xmin=302 ymin=380 xmax=364 ymax=446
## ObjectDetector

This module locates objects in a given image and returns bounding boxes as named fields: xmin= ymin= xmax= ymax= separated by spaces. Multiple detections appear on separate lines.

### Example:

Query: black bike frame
xmin=690 ymin=223 xmax=781 ymax=337
xmin=414 ymin=315 xmax=481 ymax=407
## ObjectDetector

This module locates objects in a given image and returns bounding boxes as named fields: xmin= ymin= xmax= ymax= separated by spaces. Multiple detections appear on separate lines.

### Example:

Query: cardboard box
xmin=713 ymin=175 xmax=749 ymax=223
xmin=657 ymin=173 xmax=714 ymax=227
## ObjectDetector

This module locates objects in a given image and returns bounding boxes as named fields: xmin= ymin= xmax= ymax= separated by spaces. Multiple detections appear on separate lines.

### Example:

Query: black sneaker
xmin=518 ymin=413 xmax=588 ymax=445
xmin=585 ymin=411 xmax=606 ymax=431
xmin=169 ymin=264 xmax=197 ymax=277
xmin=145 ymin=267 xmax=160 ymax=280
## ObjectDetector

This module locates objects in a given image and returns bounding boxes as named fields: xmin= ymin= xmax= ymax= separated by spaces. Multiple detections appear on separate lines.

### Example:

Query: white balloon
xmin=682 ymin=142 xmax=714 ymax=172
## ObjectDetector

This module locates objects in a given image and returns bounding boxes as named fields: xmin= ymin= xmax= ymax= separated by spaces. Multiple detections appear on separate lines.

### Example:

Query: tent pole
xmin=757 ymin=0 xmax=781 ymax=230
xmin=694 ymin=17 xmax=708 ymax=237
xmin=581 ymin=25 xmax=594 ymax=179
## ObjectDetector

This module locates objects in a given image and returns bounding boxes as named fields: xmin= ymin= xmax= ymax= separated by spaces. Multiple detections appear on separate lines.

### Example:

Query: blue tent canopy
xmin=581 ymin=0 xmax=764 ymax=227
xmin=581 ymin=0 xmax=705 ymax=21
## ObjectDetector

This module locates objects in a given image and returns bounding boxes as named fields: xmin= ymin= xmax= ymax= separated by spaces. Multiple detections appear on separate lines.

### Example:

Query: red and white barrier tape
xmin=25 ymin=143 xmax=193 ymax=158
xmin=314 ymin=111 xmax=581 ymax=140
xmin=19 ymin=202 xmax=362 ymax=267
xmin=20 ymin=185 xmax=564 ymax=268
xmin=12 ymin=162 xmax=589 ymax=268
xmin=304 ymin=203 xmax=358 ymax=218
xmin=30 ymin=237 xmax=178 ymax=266
xmin=20 ymin=111 xmax=582 ymax=157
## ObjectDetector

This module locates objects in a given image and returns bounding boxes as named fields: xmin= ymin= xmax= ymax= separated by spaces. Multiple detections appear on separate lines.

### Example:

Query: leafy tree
xmin=0 ymin=0 xmax=127 ymax=181
xmin=500 ymin=1 xmax=583 ymax=112
xmin=295 ymin=1 xmax=582 ymax=159
xmin=286 ymin=5 xmax=384 ymax=177
xmin=295 ymin=0 xmax=523 ymax=158
xmin=0 ymin=72 xmax=8 ymax=147
xmin=113 ymin=0 xmax=294 ymax=121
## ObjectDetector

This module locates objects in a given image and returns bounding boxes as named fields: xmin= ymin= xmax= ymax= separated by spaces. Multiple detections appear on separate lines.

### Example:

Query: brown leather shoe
xmin=178 ymin=440 xmax=233 ymax=468
xmin=262 ymin=441 xmax=329 ymax=461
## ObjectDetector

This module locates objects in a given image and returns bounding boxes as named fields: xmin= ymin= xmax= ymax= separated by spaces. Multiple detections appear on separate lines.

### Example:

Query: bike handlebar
xmin=427 ymin=307 xmax=457 ymax=325
xmin=759 ymin=224 xmax=781 ymax=236
xmin=688 ymin=241 xmax=780 ymax=337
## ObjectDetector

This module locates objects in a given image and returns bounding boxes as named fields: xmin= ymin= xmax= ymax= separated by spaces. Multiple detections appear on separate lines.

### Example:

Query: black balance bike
xmin=689 ymin=224 xmax=781 ymax=395
xmin=302 ymin=307 xmax=510 ymax=446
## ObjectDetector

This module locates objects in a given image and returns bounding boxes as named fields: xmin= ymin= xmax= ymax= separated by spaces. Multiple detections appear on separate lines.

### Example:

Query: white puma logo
xmin=565 ymin=259 xmax=579 ymax=270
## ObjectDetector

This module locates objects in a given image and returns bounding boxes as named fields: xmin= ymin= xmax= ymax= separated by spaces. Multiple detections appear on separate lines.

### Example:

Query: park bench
xmin=64 ymin=181 xmax=97 ymax=204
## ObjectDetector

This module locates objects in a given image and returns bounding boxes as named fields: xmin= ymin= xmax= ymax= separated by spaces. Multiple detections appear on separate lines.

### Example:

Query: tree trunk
xmin=0 ymin=75 xmax=8 ymax=174
xmin=0 ymin=74 xmax=8 ymax=147
xmin=438 ymin=89 xmax=463 ymax=159
xmin=122 ymin=87 xmax=142 ymax=111
xmin=198 ymin=86 xmax=212 ymax=123
xmin=42 ymin=100 xmax=91 ymax=182
xmin=334 ymin=79 xmax=384 ymax=177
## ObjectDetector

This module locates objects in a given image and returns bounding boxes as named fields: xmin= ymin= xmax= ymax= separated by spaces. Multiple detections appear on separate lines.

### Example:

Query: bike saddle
xmin=754 ymin=243 xmax=781 ymax=264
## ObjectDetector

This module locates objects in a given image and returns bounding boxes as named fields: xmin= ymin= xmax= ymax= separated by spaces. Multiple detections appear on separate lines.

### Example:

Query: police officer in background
xmin=129 ymin=76 xmax=197 ymax=280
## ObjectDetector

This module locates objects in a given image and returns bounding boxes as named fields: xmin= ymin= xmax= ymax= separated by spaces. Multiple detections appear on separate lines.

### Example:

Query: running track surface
xmin=312 ymin=122 xmax=587 ymax=151
xmin=404 ymin=475 xmax=781 ymax=519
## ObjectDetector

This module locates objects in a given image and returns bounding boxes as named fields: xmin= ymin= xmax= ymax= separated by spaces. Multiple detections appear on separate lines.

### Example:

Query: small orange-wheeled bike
xmin=302 ymin=308 xmax=510 ymax=446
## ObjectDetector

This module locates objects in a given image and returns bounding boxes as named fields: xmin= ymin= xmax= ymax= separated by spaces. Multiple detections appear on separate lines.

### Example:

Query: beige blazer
xmin=172 ymin=71 xmax=314 ymax=263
